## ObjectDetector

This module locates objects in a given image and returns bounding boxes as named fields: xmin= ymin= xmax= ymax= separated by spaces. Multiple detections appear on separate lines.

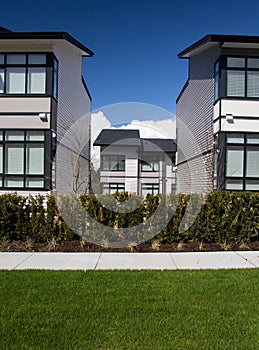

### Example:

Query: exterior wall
xmin=0 ymin=97 xmax=51 ymax=129
xmin=53 ymin=42 xmax=91 ymax=194
xmin=214 ymin=99 xmax=259 ymax=133
xmin=176 ymin=44 xmax=220 ymax=193
xmin=99 ymin=146 xmax=139 ymax=194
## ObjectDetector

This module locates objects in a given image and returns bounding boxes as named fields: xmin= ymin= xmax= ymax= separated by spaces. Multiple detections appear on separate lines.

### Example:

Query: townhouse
xmin=177 ymin=34 xmax=259 ymax=193
xmin=93 ymin=129 xmax=176 ymax=195
xmin=0 ymin=26 xmax=93 ymax=195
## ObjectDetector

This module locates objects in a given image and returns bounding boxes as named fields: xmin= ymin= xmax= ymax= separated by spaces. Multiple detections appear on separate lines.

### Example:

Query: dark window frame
xmin=140 ymin=156 xmax=160 ymax=172
xmin=216 ymin=132 xmax=259 ymax=191
xmin=102 ymin=183 xmax=125 ymax=194
xmin=101 ymin=155 xmax=125 ymax=171
xmin=0 ymin=129 xmax=53 ymax=190
xmin=215 ymin=55 xmax=259 ymax=101
xmin=141 ymin=183 xmax=159 ymax=196
xmin=0 ymin=52 xmax=58 ymax=99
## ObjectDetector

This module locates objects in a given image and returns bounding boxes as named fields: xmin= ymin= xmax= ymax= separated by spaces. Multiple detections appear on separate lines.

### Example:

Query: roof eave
xmin=178 ymin=34 xmax=259 ymax=59
xmin=0 ymin=31 xmax=94 ymax=57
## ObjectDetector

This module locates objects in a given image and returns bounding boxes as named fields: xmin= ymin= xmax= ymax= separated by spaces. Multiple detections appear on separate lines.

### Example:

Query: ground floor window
xmin=0 ymin=130 xmax=50 ymax=189
xmin=171 ymin=183 xmax=177 ymax=193
xmin=141 ymin=183 xmax=159 ymax=196
xmin=215 ymin=132 xmax=259 ymax=191
xmin=102 ymin=183 xmax=125 ymax=194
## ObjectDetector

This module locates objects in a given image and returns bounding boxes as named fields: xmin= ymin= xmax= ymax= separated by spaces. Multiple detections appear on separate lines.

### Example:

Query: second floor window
xmin=215 ymin=56 xmax=259 ymax=100
xmin=101 ymin=155 xmax=125 ymax=171
xmin=140 ymin=156 xmax=159 ymax=172
xmin=0 ymin=53 xmax=58 ymax=98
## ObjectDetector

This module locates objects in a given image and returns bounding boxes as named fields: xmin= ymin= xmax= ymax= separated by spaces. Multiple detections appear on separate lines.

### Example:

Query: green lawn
xmin=0 ymin=270 xmax=258 ymax=350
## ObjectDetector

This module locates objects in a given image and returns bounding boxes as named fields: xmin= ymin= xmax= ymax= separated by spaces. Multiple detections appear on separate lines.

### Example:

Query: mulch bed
xmin=1 ymin=239 xmax=259 ymax=252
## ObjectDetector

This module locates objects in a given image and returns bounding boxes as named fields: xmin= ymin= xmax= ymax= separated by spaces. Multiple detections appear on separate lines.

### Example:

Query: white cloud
xmin=117 ymin=119 xmax=176 ymax=138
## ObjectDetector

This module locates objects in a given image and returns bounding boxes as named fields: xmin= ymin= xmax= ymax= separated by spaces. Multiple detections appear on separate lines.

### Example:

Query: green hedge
xmin=0 ymin=191 xmax=258 ymax=245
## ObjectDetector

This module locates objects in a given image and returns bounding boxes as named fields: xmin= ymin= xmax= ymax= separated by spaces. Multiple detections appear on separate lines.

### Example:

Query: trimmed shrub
xmin=0 ymin=191 xmax=258 ymax=245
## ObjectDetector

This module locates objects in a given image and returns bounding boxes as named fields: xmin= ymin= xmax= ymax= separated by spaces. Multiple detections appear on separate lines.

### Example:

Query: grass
xmin=0 ymin=270 xmax=258 ymax=349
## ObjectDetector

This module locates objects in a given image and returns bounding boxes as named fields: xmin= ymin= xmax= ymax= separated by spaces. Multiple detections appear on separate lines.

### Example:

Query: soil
xmin=1 ymin=239 xmax=259 ymax=253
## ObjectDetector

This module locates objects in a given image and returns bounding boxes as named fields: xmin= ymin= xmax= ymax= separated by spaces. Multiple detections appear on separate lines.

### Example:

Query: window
xmin=224 ymin=133 xmax=259 ymax=191
xmin=171 ymin=183 xmax=177 ymax=193
xmin=215 ymin=56 xmax=259 ymax=100
xmin=227 ymin=70 xmax=245 ymax=97
xmin=172 ymin=154 xmax=176 ymax=168
xmin=0 ymin=130 xmax=46 ymax=189
xmin=214 ymin=61 xmax=219 ymax=100
xmin=140 ymin=156 xmax=159 ymax=172
xmin=53 ymin=57 xmax=58 ymax=99
xmin=101 ymin=155 xmax=125 ymax=171
xmin=27 ymin=68 xmax=46 ymax=94
xmin=102 ymin=183 xmax=125 ymax=194
xmin=0 ymin=53 xmax=57 ymax=97
xmin=6 ymin=68 xmax=26 ymax=93
xmin=226 ymin=57 xmax=259 ymax=98
xmin=226 ymin=146 xmax=244 ymax=177
xmin=141 ymin=184 xmax=159 ymax=196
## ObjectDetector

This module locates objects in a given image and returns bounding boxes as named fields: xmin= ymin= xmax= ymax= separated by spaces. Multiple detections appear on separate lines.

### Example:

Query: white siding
xmin=0 ymin=96 xmax=51 ymax=129
xmin=221 ymin=99 xmax=259 ymax=117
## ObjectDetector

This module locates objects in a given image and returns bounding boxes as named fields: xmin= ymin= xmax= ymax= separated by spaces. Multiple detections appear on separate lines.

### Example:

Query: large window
xmin=0 ymin=130 xmax=46 ymax=189
xmin=0 ymin=53 xmax=57 ymax=98
xmin=225 ymin=133 xmax=259 ymax=191
xmin=140 ymin=156 xmax=159 ymax=172
xmin=102 ymin=183 xmax=125 ymax=194
xmin=215 ymin=56 xmax=259 ymax=100
xmin=101 ymin=155 xmax=125 ymax=171
xmin=141 ymin=184 xmax=159 ymax=196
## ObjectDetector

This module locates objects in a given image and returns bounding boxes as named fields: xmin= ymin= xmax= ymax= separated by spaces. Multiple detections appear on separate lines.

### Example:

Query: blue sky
xmin=2 ymin=0 xmax=259 ymax=123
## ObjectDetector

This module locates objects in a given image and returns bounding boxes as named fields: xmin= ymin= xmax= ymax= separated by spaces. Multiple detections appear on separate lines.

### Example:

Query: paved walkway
xmin=0 ymin=251 xmax=258 ymax=270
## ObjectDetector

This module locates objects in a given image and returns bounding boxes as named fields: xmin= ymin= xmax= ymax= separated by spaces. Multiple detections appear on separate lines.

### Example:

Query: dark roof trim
xmin=82 ymin=77 xmax=92 ymax=101
xmin=0 ymin=31 xmax=94 ymax=56
xmin=0 ymin=26 xmax=12 ymax=33
xmin=178 ymin=34 xmax=259 ymax=58
xmin=94 ymin=129 xmax=141 ymax=146
xmin=142 ymin=138 xmax=177 ymax=153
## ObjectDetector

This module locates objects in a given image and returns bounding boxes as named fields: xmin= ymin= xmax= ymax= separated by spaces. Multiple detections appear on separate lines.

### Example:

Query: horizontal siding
xmin=53 ymin=42 xmax=91 ymax=142
xmin=176 ymin=44 xmax=220 ymax=193
xmin=177 ymin=154 xmax=213 ymax=194
xmin=53 ymin=42 xmax=91 ymax=194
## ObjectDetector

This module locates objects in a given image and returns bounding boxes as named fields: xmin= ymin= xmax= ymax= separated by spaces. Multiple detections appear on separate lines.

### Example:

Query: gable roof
xmin=178 ymin=34 xmax=259 ymax=59
xmin=0 ymin=26 xmax=94 ymax=57
xmin=142 ymin=138 xmax=177 ymax=153
xmin=93 ymin=129 xmax=141 ymax=146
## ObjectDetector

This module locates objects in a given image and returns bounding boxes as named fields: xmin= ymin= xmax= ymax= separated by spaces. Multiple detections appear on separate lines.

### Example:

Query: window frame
xmin=0 ymin=130 xmax=53 ymax=190
xmin=141 ymin=183 xmax=159 ymax=196
xmin=102 ymin=183 xmax=125 ymax=194
xmin=224 ymin=132 xmax=259 ymax=191
xmin=215 ymin=56 xmax=259 ymax=101
xmin=0 ymin=52 xmax=58 ymax=98
xmin=140 ymin=156 xmax=160 ymax=172
xmin=101 ymin=155 xmax=125 ymax=171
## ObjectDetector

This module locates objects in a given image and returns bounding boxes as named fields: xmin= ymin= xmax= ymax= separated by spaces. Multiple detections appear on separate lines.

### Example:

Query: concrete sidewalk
xmin=0 ymin=251 xmax=258 ymax=270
